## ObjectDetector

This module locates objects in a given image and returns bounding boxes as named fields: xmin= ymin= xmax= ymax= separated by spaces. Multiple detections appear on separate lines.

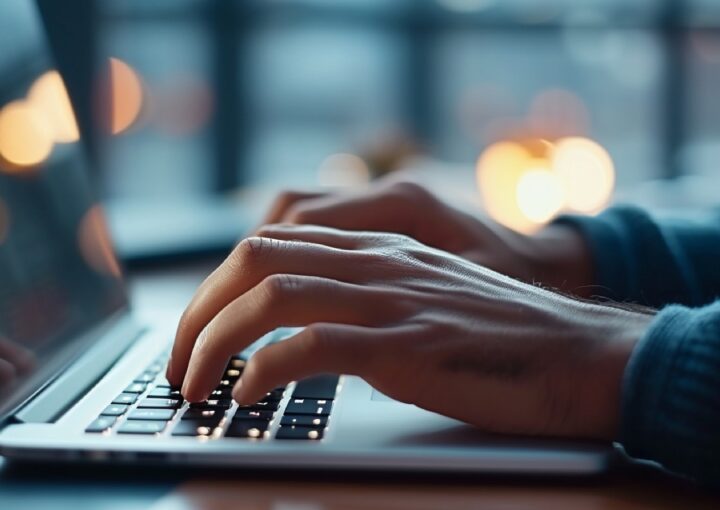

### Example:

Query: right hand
xmin=259 ymin=180 xmax=595 ymax=296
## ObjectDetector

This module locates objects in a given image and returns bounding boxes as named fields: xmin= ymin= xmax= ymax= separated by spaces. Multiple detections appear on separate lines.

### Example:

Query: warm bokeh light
xmin=317 ymin=153 xmax=371 ymax=187
xmin=516 ymin=167 xmax=565 ymax=224
xmin=106 ymin=57 xmax=144 ymax=135
xmin=0 ymin=100 xmax=55 ymax=171
xmin=476 ymin=141 xmax=538 ymax=233
xmin=78 ymin=205 xmax=122 ymax=279
xmin=552 ymin=137 xmax=615 ymax=214
xmin=27 ymin=70 xmax=80 ymax=143
xmin=477 ymin=137 xmax=615 ymax=232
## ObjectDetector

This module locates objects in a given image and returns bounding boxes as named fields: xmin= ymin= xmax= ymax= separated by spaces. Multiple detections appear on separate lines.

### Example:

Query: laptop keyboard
xmin=85 ymin=353 xmax=339 ymax=442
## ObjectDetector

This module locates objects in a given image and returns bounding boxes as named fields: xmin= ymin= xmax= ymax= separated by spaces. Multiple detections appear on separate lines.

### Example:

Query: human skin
xmin=255 ymin=181 xmax=596 ymax=298
xmin=167 ymin=215 xmax=654 ymax=440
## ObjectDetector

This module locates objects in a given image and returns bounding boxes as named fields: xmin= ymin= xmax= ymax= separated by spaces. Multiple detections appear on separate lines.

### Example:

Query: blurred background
xmin=5 ymin=0 xmax=720 ymax=262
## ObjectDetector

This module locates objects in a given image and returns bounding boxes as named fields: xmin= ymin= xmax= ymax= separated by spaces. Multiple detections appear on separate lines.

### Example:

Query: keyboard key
xmin=137 ymin=398 xmax=183 ymax=409
xmin=228 ymin=358 xmax=246 ymax=370
xmin=236 ymin=400 xmax=279 ymax=412
xmin=292 ymin=375 xmax=339 ymax=400
xmin=134 ymin=372 xmax=156 ymax=383
xmin=118 ymin=421 xmax=167 ymax=435
xmin=128 ymin=409 xmax=176 ymax=421
xmin=189 ymin=399 xmax=232 ymax=410
xmin=148 ymin=387 xmax=182 ymax=398
xmin=86 ymin=417 xmax=116 ymax=433
xmin=209 ymin=388 xmax=233 ymax=398
xmin=263 ymin=388 xmax=286 ymax=401
xmin=224 ymin=368 xmax=242 ymax=379
xmin=284 ymin=399 xmax=332 ymax=416
xmin=226 ymin=419 xmax=268 ymax=439
xmin=145 ymin=362 xmax=164 ymax=374
xmin=101 ymin=404 xmax=129 ymax=417
xmin=124 ymin=383 xmax=147 ymax=394
xmin=153 ymin=376 xmax=173 ymax=388
xmin=112 ymin=393 xmax=139 ymax=405
xmin=276 ymin=426 xmax=324 ymax=440
xmin=280 ymin=415 xmax=327 ymax=427
xmin=232 ymin=409 xmax=275 ymax=421
xmin=182 ymin=408 xmax=225 ymax=420
xmin=172 ymin=420 xmax=222 ymax=437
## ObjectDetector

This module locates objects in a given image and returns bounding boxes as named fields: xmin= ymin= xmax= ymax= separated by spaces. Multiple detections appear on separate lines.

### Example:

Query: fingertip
xmin=231 ymin=379 xmax=247 ymax=405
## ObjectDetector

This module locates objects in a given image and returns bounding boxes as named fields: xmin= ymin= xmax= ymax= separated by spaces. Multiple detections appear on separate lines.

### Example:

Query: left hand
xmin=167 ymin=225 xmax=652 ymax=440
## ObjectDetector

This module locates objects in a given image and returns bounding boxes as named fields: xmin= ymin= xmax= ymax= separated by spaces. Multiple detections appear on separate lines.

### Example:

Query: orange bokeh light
xmin=106 ymin=57 xmax=144 ymax=135
xmin=0 ymin=100 xmax=55 ymax=171
xmin=476 ymin=141 xmax=538 ymax=233
xmin=552 ymin=137 xmax=615 ymax=214
xmin=477 ymin=137 xmax=615 ymax=233
xmin=78 ymin=205 xmax=122 ymax=279
xmin=27 ymin=70 xmax=80 ymax=143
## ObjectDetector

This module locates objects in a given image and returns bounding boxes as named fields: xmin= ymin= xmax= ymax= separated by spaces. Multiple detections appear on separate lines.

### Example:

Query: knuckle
xmin=260 ymin=273 xmax=301 ymax=304
xmin=389 ymin=180 xmax=431 ymax=201
xmin=233 ymin=236 xmax=273 ymax=267
xmin=284 ymin=205 xmax=313 ymax=224
xmin=302 ymin=324 xmax=332 ymax=353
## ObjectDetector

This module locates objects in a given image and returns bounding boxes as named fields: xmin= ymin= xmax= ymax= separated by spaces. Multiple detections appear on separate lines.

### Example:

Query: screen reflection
xmin=0 ymin=1 xmax=126 ymax=409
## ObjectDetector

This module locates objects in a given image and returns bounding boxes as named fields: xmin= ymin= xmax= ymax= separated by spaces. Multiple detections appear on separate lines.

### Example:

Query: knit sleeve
xmin=555 ymin=206 xmax=720 ymax=308
xmin=620 ymin=302 xmax=720 ymax=486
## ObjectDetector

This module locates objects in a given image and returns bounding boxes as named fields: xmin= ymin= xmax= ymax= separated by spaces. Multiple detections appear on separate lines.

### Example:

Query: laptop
xmin=0 ymin=0 xmax=611 ymax=474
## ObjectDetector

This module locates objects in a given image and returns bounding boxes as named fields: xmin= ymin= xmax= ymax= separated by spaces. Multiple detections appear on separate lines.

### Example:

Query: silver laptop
xmin=0 ymin=0 xmax=611 ymax=474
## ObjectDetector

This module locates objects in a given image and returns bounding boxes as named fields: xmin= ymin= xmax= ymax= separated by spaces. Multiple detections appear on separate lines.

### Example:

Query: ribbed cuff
xmin=555 ymin=207 xmax=700 ymax=307
xmin=620 ymin=303 xmax=720 ymax=486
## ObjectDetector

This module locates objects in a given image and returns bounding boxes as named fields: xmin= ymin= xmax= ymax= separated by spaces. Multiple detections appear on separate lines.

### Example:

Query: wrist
xmin=572 ymin=307 xmax=655 ymax=440
xmin=530 ymin=224 xmax=595 ymax=297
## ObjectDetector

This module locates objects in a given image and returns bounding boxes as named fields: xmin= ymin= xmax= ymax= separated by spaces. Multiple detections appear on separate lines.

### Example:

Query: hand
xmin=0 ymin=337 xmax=35 ymax=389
xmin=259 ymin=181 xmax=595 ymax=297
xmin=167 ymin=226 xmax=653 ymax=440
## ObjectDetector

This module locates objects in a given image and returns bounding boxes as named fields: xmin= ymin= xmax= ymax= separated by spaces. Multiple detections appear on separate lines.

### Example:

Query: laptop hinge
xmin=13 ymin=315 xmax=145 ymax=424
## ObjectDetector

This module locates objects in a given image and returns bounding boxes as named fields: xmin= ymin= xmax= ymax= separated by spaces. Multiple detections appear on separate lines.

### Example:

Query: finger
xmin=232 ymin=323 xmax=379 ymax=405
xmin=259 ymin=191 xmax=329 ymax=228
xmin=168 ymin=237 xmax=371 ymax=387
xmin=280 ymin=188 xmax=417 ymax=235
xmin=181 ymin=276 xmax=400 ymax=401
xmin=255 ymin=223 xmax=387 ymax=251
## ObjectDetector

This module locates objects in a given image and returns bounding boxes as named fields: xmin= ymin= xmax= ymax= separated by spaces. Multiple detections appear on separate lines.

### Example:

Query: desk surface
xmin=1 ymin=261 xmax=718 ymax=509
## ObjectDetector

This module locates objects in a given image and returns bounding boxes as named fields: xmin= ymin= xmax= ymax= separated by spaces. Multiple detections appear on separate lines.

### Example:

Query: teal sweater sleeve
xmin=558 ymin=207 xmax=720 ymax=485
xmin=556 ymin=206 xmax=720 ymax=308
xmin=622 ymin=303 xmax=720 ymax=486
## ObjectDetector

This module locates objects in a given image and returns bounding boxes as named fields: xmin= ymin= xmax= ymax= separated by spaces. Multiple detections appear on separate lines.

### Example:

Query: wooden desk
xmin=1 ymin=261 xmax=718 ymax=509
xmin=1 ymin=459 xmax=718 ymax=510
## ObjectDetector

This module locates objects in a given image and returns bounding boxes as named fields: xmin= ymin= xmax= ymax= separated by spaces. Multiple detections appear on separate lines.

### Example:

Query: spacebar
xmin=292 ymin=375 xmax=339 ymax=400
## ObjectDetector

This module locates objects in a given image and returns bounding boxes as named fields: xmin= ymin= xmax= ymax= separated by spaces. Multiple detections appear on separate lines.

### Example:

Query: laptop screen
xmin=0 ymin=1 xmax=127 ymax=411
